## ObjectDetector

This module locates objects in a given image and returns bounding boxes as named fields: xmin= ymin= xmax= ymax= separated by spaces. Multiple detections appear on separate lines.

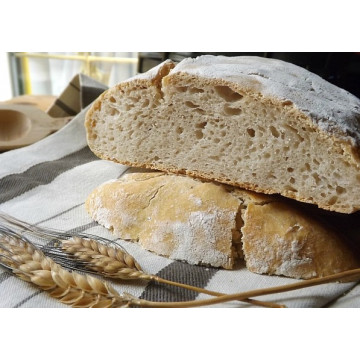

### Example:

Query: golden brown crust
xmin=86 ymin=171 xmax=360 ymax=279
xmin=242 ymin=201 xmax=360 ymax=279
xmin=85 ymin=171 xmax=243 ymax=269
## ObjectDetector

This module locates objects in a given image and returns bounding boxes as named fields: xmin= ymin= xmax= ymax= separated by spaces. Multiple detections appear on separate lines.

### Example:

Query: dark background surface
xmin=138 ymin=52 xmax=360 ymax=99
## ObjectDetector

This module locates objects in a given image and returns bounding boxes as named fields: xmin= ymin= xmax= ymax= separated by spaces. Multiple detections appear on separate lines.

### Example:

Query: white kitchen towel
xmin=1 ymin=75 xmax=359 ymax=308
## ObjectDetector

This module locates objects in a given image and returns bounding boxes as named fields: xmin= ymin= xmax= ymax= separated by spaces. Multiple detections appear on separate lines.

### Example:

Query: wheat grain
xmin=0 ymin=232 xmax=132 ymax=308
xmin=61 ymin=237 xmax=150 ymax=281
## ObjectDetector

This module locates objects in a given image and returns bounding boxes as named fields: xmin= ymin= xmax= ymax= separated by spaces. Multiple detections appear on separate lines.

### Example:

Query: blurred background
xmin=1 ymin=52 xmax=360 ymax=101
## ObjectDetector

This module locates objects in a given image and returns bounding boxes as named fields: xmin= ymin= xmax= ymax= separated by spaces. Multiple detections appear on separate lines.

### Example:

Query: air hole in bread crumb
xmin=328 ymin=196 xmax=338 ymax=205
xmin=125 ymin=104 xmax=134 ymax=111
xmin=269 ymin=126 xmax=280 ymax=138
xmin=110 ymin=108 xmax=119 ymax=116
xmin=109 ymin=96 xmax=116 ymax=103
xmin=189 ymin=87 xmax=204 ymax=94
xmin=195 ymin=122 xmax=207 ymax=129
xmin=336 ymin=186 xmax=346 ymax=195
xmin=214 ymin=86 xmax=243 ymax=102
xmin=284 ymin=185 xmax=297 ymax=192
xmin=185 ymin=101 xmax=200 ymax=108
xmin=176 ymin=86 xmax=188 ymax=92
xmin=176 ymin=127 xmax=184 ymax=134
xmin=247 ymin=128 xmax=255 ymax=137
xmin=195 ymin=130 xmax=204 ymax=139
xmin=312 ymin=173 xmax=321 ymax=185
xmin=224 ymin=104 xmax=242 ymax=116
xmin=287 ymin=167 xmax=294 ymax=172
xmin=290 ymin=177 xmax=295 ymax=184
xmin=142 ymin=99 xmax=150 ymax=107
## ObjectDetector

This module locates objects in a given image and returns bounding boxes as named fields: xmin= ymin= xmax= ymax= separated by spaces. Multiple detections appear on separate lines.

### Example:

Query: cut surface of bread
xmin=85 ymin=55 xmax=360 ymax=213
xmin=85 ymin=171 xmax=360 ymax=279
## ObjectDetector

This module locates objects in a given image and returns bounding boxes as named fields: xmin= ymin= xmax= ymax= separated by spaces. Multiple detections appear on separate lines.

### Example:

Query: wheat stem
xmin=150 ymin=276 xmax=285 ymax=308
xmin=132 ymin=268 xmax=360 ymax=308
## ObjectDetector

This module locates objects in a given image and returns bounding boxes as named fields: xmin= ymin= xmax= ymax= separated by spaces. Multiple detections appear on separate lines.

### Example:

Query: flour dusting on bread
xmin=86 ymin=171 xmax=360 ymax=278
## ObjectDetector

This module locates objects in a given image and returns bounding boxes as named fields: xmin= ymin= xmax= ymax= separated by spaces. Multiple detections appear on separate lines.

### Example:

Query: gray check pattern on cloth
xmin=1 ymin=74 xmax=360 ymax=308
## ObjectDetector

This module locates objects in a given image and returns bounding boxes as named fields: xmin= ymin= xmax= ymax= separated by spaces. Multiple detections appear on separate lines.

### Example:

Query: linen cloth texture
xmin=0 ymin=74 xmax=359 ymax=308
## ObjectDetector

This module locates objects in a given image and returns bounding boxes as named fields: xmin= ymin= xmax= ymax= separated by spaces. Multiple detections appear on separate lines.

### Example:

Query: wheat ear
xmin=61 ymin=237 xmax=285 ymax=308
xmin=0 ymin=233 xmax=132 ymax=308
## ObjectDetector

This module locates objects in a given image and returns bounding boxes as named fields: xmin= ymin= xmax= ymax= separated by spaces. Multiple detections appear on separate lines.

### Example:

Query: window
xmin=8 ymin=52 xmax=138 ymax=97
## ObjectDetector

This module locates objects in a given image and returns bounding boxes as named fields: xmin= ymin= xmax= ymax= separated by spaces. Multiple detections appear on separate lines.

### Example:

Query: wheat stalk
xmin=0 ymin=232 xmax=132 ymax=308
xmin=3 ymin=213 xmax=359 ymax=308
xmin=60 ymin=236 xmax=285 ymax=308
xmin=130 ymin=267 xmax=360 ymax=307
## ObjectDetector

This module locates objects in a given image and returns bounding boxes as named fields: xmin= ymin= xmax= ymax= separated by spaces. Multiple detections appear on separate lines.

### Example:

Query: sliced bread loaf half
xmin=85 ymin=55 xmax=360 ymax=213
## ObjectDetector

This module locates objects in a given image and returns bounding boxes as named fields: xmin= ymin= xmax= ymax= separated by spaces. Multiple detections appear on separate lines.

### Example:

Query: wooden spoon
xmin=0 ymin=104 xmax=71 ymax=151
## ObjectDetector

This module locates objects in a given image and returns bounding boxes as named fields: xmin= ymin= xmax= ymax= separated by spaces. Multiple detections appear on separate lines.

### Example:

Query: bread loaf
xmin=85 ymin=55 xmax=360 ymax=214
xmin=85 ymin=171 xmax=360 ymax=279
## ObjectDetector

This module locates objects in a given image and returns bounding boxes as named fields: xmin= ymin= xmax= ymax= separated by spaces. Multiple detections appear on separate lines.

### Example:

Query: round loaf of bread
xmin=85 ymin=171 xmax=360 ymax=279
xmin=85 ymin=55 xmax=360 ymax=213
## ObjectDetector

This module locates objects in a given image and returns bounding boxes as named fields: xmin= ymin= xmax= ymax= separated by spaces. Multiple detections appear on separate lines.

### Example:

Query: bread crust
xmin=242 ymin=201 xmax=360 ymax=279
xmin=85 ymin=171 xmax=360 ymax=279
xmin=85 ymin=171 xmax=244 ymax=269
